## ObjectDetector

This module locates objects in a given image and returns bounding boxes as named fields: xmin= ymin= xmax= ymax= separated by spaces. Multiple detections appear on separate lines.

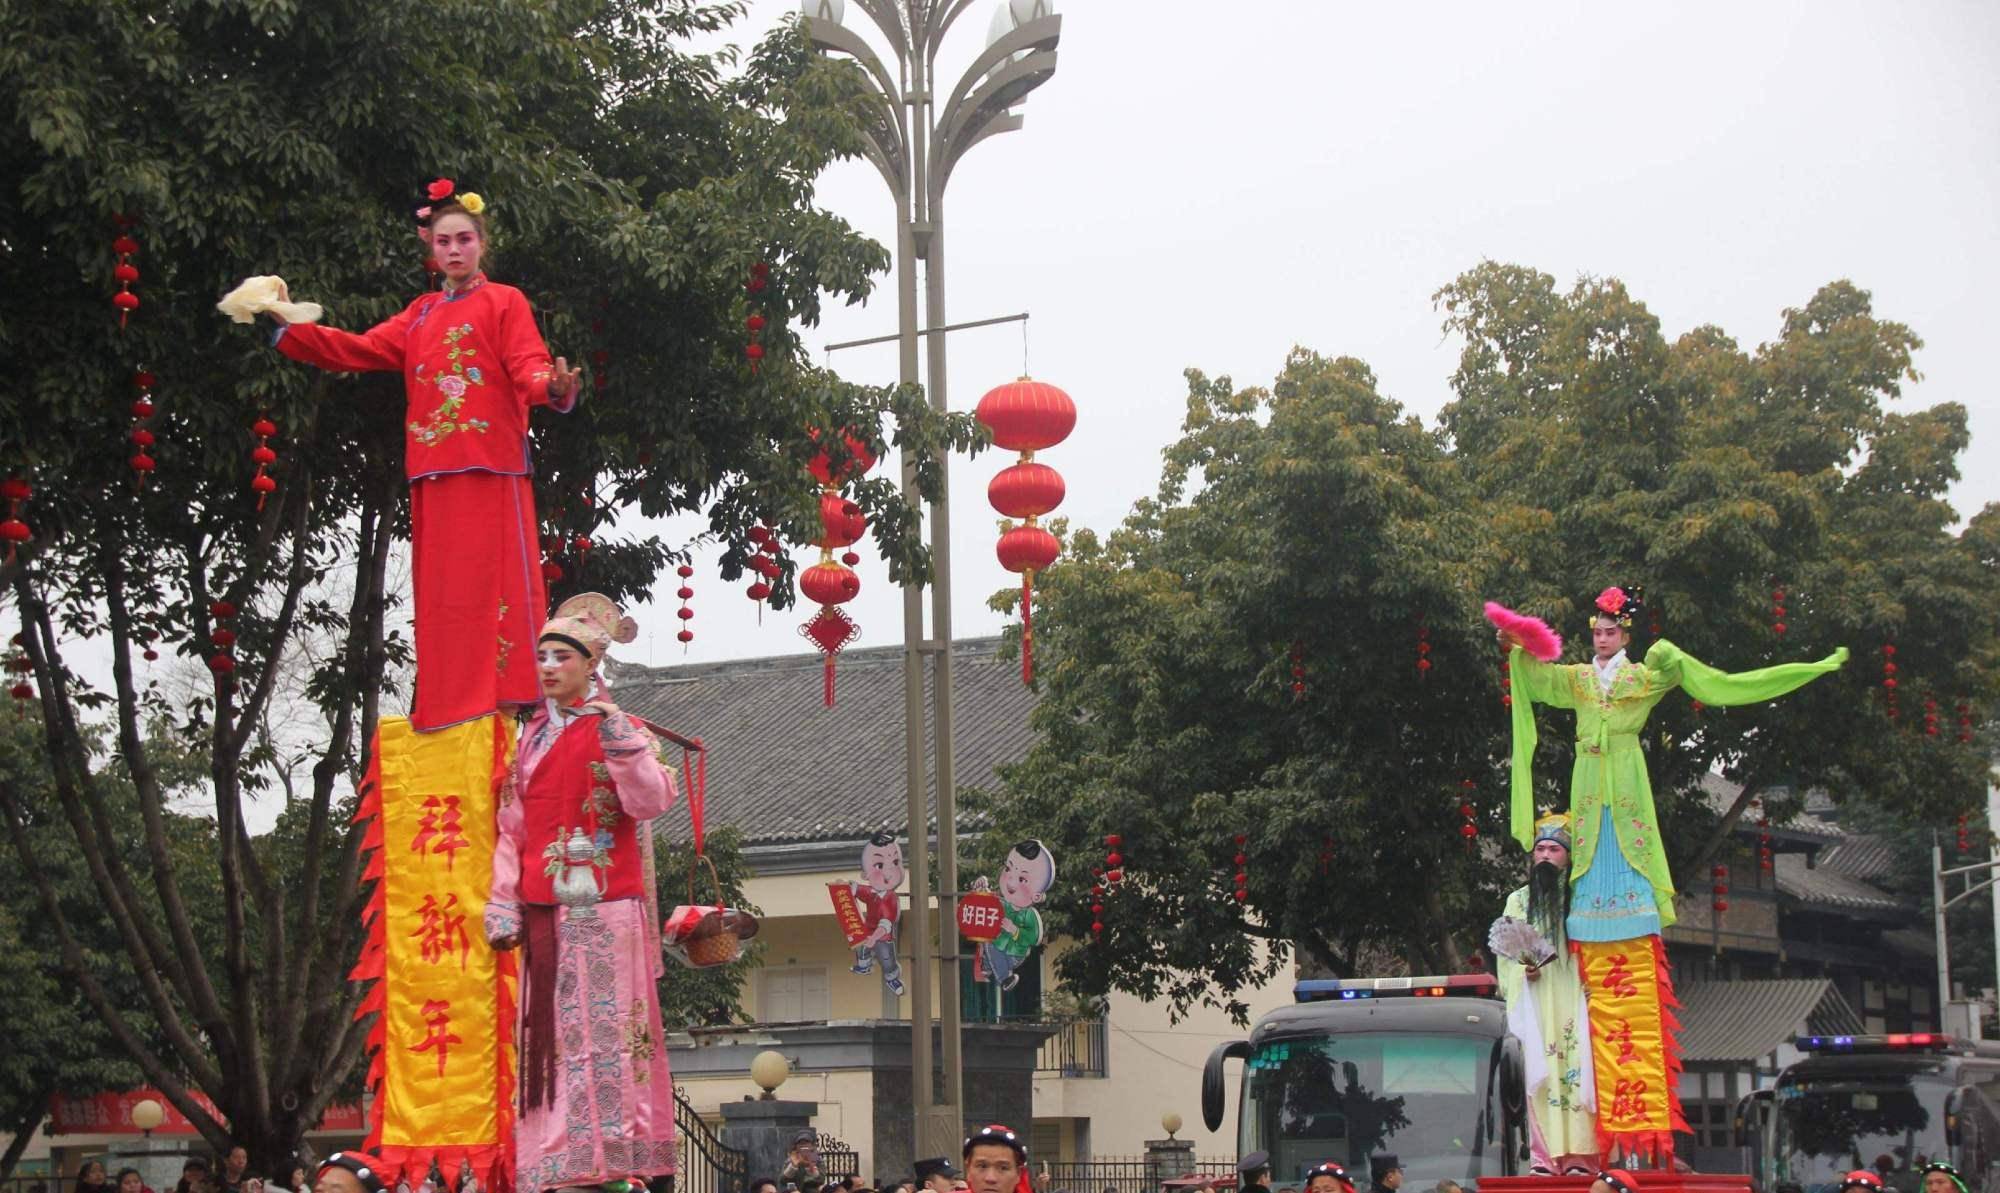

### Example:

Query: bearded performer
xmin=484 ymin=593 xmax=678 ymax=1193
xmin=1494 ymin=815 xmax=1596 ymax=1173
xmin=1500 ymin=585 xmax=1846 ymax=1155
xmin=262 ymin=179 xmax=581 ymax=731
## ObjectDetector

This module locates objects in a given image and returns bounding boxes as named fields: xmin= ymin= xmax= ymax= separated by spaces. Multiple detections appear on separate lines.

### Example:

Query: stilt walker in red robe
xmin=263 ymin=179 xmax=580 ymax=730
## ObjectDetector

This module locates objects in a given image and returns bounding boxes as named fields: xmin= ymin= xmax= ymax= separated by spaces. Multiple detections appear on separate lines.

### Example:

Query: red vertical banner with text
xmin=353 ymin=714 xmax=516 ymax=1192
xmin=1576 ymin=935 xmax=1686 ymax=1160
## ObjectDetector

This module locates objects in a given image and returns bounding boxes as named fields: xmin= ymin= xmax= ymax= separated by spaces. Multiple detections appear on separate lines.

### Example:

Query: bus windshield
xmin=1773 ymin=1074 xmax=1952 ymax=1193
xmin=1239 ymin=1032 xmax=1502 ymax=1186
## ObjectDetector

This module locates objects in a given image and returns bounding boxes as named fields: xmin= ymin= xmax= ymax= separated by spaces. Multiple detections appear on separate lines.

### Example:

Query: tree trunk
xmin=0 ymin=1087 xmax=50 ymax=1183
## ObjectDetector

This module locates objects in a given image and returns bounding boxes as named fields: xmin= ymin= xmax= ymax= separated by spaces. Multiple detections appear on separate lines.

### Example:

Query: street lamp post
xmin=801 ymin=0 xmax=1062 ymax=1160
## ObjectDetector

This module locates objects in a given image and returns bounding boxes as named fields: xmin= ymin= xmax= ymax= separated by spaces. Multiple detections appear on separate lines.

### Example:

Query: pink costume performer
xmin=484 ymin=594 xmax=678 ymax=1193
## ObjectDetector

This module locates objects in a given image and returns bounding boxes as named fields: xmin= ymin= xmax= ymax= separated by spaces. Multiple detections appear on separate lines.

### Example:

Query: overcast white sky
xmin=612 ymin=0 xmax=2000 ymax=673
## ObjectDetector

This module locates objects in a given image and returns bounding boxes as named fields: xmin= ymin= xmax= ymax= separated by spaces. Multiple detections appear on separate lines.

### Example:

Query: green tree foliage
xmin=0 ymin=0 xmax=978 ymax=1168
xmin=976 ymin=268 xmax=2000 ymax=1023
xmin=652 ymin=825 xmax=761 ymax=1029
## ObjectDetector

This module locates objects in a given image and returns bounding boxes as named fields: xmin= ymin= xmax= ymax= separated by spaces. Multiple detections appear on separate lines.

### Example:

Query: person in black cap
xmin=1367 ymin=1157 xmax=1400 ymax=1193
xmin=1304 ymin=1164 xmax=1354 ymax=1193
xmin=915 ymin=1160 xmax=961 ymax=1193
xmin=314 ymin=1154 xmax=387 ymax=1193
xmin=962 ymin=1125 xmax=1030 ymax=1193
xmin=1237 ymin=1153 xmax=1271 ymax=1193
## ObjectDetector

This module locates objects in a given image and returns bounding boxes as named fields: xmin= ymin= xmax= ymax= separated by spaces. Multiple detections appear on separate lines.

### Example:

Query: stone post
xmin=1145 ymin=1137 xmax=1196 ymax=1188
xmin=721 ymin=1098 xmax=821 ymax=1185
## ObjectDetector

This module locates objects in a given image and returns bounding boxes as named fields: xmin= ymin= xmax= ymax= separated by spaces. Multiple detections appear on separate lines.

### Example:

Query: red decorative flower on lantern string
xmin=796 ymin=429 xmax=875 ymax=706
xmin=0 ymin=477 xmax=31 ymax=565
xmin=111 ymin=216 xmax=140 ymax=328
xmin=675 ymin=562 xmax=695 ymax=648
xmin=129 ymin=370 xmax=158 ymax=484
xmin=976 ymin=377 xmax=1076 ymax=684
xmin=249 ymin=415 xmax=279 ymax=511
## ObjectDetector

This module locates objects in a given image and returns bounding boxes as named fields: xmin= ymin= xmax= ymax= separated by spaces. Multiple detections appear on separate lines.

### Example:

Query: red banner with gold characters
xmin=828 ymin=882 xmax=869 ymax=945
xmin=352 ymin=714 xmax=516 ymax=1191
xmin=1576 ymin=935 xmax=1686 ymax=1159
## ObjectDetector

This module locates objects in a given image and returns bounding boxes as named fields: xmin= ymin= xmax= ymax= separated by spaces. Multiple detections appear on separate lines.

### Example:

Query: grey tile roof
xmin=1675 ymin=979 xmax=1862 ymax=1064
xmin=611 ymin=636 xmax=1036 ymax=847
xmin=1819 ymin=835 xmax=1899 ymax=880
xmin=1773 ymin=852 xmax=1912 ymax=914
xmin=1697 ymin=774 xmax=1843 ymax=840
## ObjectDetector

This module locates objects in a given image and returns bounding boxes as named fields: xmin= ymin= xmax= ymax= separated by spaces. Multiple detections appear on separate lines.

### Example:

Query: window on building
xmin=761 ymin=966 xmax=831 ymax=1023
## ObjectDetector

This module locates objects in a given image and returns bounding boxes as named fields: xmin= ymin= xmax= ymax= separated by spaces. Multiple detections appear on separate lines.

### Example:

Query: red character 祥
xmin=412 ymin=794 xmax=470 ymax=871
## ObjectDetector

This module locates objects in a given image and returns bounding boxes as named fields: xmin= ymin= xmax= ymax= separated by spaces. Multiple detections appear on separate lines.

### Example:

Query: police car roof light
xmin=1295 ymin=974 xmax=1497 ymax=1003
xmin=1796 ymin=1033 xmax=1957 ymax=1053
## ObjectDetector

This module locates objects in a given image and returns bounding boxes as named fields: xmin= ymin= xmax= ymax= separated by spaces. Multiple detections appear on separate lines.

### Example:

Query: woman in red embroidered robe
xmin=484 ymin=593 xmax=677 ymax=1193
xmin=265 ymin=186 xmax=580 ymax=731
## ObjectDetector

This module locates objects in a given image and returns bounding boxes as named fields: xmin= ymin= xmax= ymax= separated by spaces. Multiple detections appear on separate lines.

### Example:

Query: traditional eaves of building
xmin=615 ymin=636 xmax=1034 ymax=868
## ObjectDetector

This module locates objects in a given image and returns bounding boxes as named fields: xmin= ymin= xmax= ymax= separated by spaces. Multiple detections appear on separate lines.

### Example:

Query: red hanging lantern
xmin=1925 ymin=696 xmax=1940 ymax=739
xmin=1289 ymin=640 xmax=1306 ymax=700
xmin=798 ymin=438 xmax=872 ymax=706
xmin=1960 ymin=700 xmax=1975 ymax=745
xmin=1459 ymin=779 xmax=1478 ymax=849
xmin=977 ymin=377 xmax=1076 ymax=684
xmin=1318 ymin=836 xmax=1333 ymax=875
xmin=0 ymin=477 xmax=31 ymax=564
xmin=1957 ymin=812 xmax=1971 ymax=854
xmin=1882 ymin=643 xmax=1899 ymax=720
xmin=249 ymin=415 xmax=279 ymax=511
xmin=1499 ymin=655 xmax=1511 ymax=708
xmin=1231 ymin=832 xmax=1249 ymax=904
xmin=111 ymin=221 xmax=140 ymax=329
xmin=1771 ymin=584 xmax=1787 ymax=636
xmin=208 ymin=599 xmax=237 ymax=684
xmin=1416 ymin=622 xmax=1432 ymax=677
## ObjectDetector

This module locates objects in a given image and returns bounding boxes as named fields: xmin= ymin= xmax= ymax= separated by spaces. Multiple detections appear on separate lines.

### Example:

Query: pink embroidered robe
xmin=485 ymin=701 xmax=678 ymax=1193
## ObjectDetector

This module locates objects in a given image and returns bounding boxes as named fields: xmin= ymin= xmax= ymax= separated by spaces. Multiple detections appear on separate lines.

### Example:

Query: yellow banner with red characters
xmin=1577 ymin=936 xmax=1687 ymax=1159
xmin=351 ymin=714 xmax=516 ymax=1190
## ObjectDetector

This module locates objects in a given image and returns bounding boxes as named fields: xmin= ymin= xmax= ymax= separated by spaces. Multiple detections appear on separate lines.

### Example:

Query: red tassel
xmin=1021 ymin=570 xmax=1035 ymax=684
xmin=824 ymin=655 xmax=836 ymax=708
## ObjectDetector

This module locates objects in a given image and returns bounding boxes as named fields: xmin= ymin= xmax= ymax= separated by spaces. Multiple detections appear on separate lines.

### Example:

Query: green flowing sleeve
xmin=1507 ymin=648 xmax=1575 ymax=849
xmin=1646 ymin=638 xmax=1849 ymax=706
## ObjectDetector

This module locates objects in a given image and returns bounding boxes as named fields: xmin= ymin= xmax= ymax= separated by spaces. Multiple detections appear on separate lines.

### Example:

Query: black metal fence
xmin=814 ymin=1133 xmax=860 ymax=1185
xmin=1042 ymin=1158 xmax=1236 ymax=1193
xmin=674 ymin=1085 xmax=750 ymax=1193
xmin=1032 ymin=1018 xmax=1108 ymax=1078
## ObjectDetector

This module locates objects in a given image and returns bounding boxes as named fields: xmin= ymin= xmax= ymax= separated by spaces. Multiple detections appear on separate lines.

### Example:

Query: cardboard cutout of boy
xmin=971 ymin=839 xmax=1055 ymax=991
xmin=848 ymin=830 xmax=906 ymax=996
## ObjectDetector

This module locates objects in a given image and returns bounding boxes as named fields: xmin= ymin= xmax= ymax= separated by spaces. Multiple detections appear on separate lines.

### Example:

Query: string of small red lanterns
xmin=1959 ymin=700 xmax=1974 ymax=745
xmin=541 ymin=534 xmax=564 ymax=585
xmin=1416 ymin=621 xmax=1432 ymax=678
xmin=208 ymin=600 xmax=238 ymax=682
xmin=1770 ymin=583 xmax=1788 ymax=636
xmin=797 ymin=431 xmax=873 ymax=706
xmin=675 ymin=563 xmax=695 ymax=648
xmin=976 ymin=377 xmax=1075 ymax=685
xmin=130 ymin=370 xmax=158 ymax=484
xmin=1924 ymin=696 xmax=1940 ymax=740
xmin=1288 ymin=640 xmax=1306 ymax=700
xmin=1231 ymin=833 xmax=1248 ymax=904
xmin=249 ymin=414 xmax=278 ymax=510
xmin=744 ymin=522 xmax=778 ymax=617
xmin=744 ymin=262 xmax=769 ymax=373
xmin=112 ymin=216 xmax=141 ymax=329
xmin=1458 ymin=779 xmax=1477 ymax=849
xmin=5 ymin=632 xmax=32 ymax=710
xmin=0 ymin=478 xmax=31 ymax=564
xmin=1956 ymin=812 xmax=1971 ymax=854
xmin=1881 ymin=643 xmax=1899 ymax=720
xmin=1711 ymin=862 xmax=1729 ymax=916
xmin=1756 ymin=798 xmax=1773 ymax=874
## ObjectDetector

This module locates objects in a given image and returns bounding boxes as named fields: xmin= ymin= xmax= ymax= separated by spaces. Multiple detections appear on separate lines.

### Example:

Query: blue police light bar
xmin=1296 ymin=974 xmax=1499 ymax=1003
xmin=1796 ymin=1033 xmax=1958 ymax=1053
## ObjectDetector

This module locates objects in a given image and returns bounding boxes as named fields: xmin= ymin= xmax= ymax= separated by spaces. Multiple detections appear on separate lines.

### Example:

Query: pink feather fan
xmin=1484 ymin=601 xmax=1563 ymax=662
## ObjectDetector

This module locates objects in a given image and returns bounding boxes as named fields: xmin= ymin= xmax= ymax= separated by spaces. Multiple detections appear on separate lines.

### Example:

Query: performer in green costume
xmin=1504 ymin=586 xmax=1848 ymax=940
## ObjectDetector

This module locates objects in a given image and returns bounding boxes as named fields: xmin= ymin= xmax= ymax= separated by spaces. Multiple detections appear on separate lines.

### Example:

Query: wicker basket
xmin=662 ymin=854 xmax=760 ymax=970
